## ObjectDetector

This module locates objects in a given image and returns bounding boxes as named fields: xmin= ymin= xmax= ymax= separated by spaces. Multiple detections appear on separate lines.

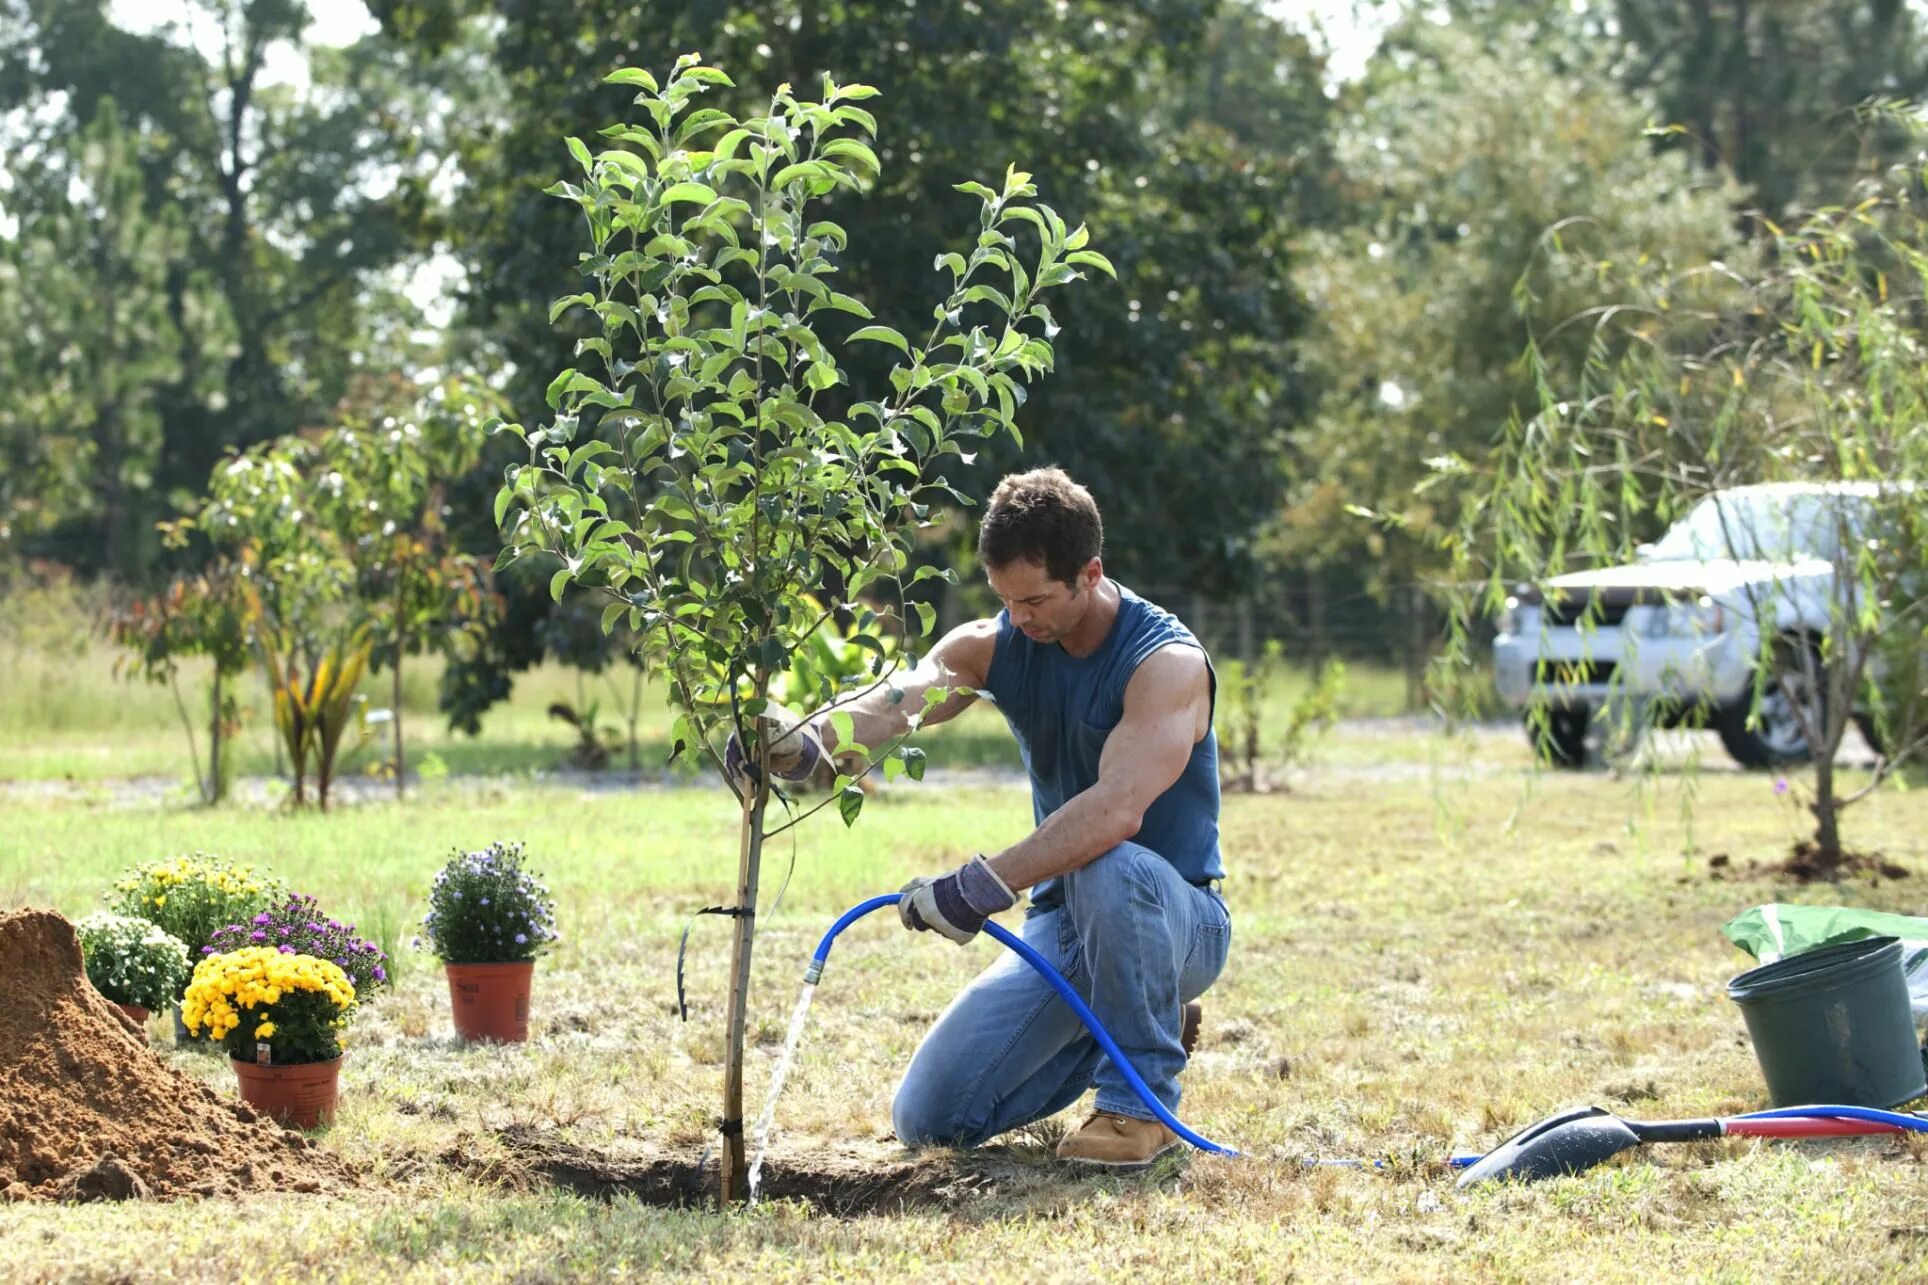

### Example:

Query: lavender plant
xmin=205 ymin=892 xmax=391 ymax=997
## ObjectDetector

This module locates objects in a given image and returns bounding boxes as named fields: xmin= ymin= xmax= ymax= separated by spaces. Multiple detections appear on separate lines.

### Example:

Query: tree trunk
xmin=207 ymin=669 xmax=226 ymax=804
xmin=627 ymin=667 xmax=643 ymax=773
xmin=718 ymin=758 xmax=772 ymax=1204
xmin=393 ymin=652 xmax=406 ymax=801
xmin=394 ymin=572 xmax=408 ymax=801
xmin=1307 ymin=573 xmax=1328 ymax=671
xmin=1406 ymin=583 xmax=1428 ymax=713
xmin=1810 ymin=755 xmax=1842 ymax=867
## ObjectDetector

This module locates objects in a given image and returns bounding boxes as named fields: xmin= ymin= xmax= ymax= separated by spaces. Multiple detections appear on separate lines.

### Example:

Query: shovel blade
xmin=1456 ymin=1106 xmax=1643 ymax=1188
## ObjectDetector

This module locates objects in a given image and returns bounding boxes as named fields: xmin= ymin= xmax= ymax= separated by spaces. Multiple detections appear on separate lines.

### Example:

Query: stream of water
xmin=746 ymin=980 xmax=818 ymax=1205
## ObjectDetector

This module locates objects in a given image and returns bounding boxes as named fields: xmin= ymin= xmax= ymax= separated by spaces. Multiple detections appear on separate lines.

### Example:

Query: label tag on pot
xmin=255 ymin=1041 xmax=271 ymax=1065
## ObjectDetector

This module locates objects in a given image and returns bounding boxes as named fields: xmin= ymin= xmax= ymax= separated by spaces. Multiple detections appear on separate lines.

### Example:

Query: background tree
xmin=1449 ymin=119 xmax=1928 ymax=871
xmin=1437 ymin=0 xmax=1928 ymax=223
xmin=0 ymin=0 xmax=454 ymax=580
xmin=1271 ymin=24 xmax=1746 ymax=690
xmin=0 ymin=100 xmax=233 ymax=575
xmin=373 ymin=0 xmax=1324 ymax=714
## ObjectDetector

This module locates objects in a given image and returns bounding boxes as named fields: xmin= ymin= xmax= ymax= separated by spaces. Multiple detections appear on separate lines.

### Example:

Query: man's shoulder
xmin=932 ymin=616 xmax=1003 ymax=679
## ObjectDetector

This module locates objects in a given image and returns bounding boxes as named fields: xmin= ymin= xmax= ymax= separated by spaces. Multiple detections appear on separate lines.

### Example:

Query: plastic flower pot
xmin=231 ymin=1055 xmax=342 ymax=1130
xmin=445 ymin=961 xmax=533 ymax=1043
xmin=116 ymin=1003 xmax=150 ymax=1027
xmin=1727 ymin=935 xmax=1927 ymax=1108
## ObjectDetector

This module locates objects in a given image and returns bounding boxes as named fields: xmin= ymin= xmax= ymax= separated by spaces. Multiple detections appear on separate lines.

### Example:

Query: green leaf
xmin=834 ymin=83 xmax=881 ymax=101
xmin=550 ymin=568 xmax=573 ymax=602
xmin=823 ymin=292 xmax=873 ymax=319
xmin=605 ymin=68 xmax=659 ymax=92
xmin=600 ymin=601 xmax=629 ymax=635
xmin=771 ymin=161 xmax=829 ymax=188
xmin=659 ymin=181 xmax=719 ymax=206
xmin=708 ymin=127 xmax=752 ymax=163
xmin=831 ymin=104 xmax=877 ymax=135
xmin=549 ymin=292 xmax=595 ymax=324
xmin=566 ymin=136 xmax=592 ymax=172
xmin=934 ymin=252 xmax=968 ymax=279
xmin=493 ymin=485 xmax=514 ymax=529
xmin=913 ymin=601 xmax=936 ymax=635
xmin=901 ymin=746 xmax=926 ymax=781
xmin=849 ymin=325 xmax=911 ymax=355
xmin=595 ymin=149 xmax=651 ymax=179
xmin=803 ymin=362 xmax=841 ymax=392
xmin=838 ymin=784 xmax=865 ymax=827
xmin=830 ymin=711 xmax=855 ymax=751
xmin=822 ymin=139 xmax=881 ymax=173
xmin=953 ymin=180 xmax=998 ymax=202
xmin=675 ymin=108 xmax=734 ymax=142
xmin=1065 ymin=250 xmax=1116 ymax=279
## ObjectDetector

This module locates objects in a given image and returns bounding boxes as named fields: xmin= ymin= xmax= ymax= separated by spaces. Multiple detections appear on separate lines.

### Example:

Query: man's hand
xmin=722 ymin=706 xmax=824 ymax=796
xmin=898 ymin=855 xmax=1018 ymax=945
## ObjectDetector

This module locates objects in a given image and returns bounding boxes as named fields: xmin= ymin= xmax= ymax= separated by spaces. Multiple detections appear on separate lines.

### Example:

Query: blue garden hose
xmin=1733 ymin=1105 xmax=1928 ymax=1129
xmin=806 ymin=896 xmax=1928 ymax=1170
xmin=808 ymin=892 xmax=1239 ymax=1157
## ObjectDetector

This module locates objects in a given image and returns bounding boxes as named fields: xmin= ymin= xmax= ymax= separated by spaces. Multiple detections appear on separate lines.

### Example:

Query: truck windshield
xmin=1648 ymin=491 xmax=1861 ymax=562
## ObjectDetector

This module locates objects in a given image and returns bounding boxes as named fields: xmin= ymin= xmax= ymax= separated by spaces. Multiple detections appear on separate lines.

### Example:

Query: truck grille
xmin=1535 ymin=660 xmax=1619 ymax=686
xmin=1541 ymin=595 xmax=1632 ymax=628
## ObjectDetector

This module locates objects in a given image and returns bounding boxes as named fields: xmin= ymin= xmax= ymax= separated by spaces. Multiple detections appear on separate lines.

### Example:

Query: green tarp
xmin=1724 ymin=903 xmax=1928 ymax=1017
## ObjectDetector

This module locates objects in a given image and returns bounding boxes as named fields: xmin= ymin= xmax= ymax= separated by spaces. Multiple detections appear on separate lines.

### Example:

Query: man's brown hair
xmin=977 ymin=467 xmax=1104 ymax=585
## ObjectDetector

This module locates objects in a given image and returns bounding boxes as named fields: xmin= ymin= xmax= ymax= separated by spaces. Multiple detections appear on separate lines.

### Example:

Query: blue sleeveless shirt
xmin=983 ymin=582 xmax=1224 ymax=910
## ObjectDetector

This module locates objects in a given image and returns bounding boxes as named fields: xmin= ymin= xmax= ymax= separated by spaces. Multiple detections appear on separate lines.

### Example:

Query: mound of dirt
xmin=0 ymin=908 xmax=356 ymax=1202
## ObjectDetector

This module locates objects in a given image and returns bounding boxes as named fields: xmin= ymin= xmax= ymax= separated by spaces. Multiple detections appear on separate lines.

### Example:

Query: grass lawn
xmin=4 ymin=727 xmax=1928 ymax=1281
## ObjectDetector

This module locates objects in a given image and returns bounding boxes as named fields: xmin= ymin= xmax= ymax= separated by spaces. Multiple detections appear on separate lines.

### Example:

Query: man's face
xmin=986 ymin=557 xmax=1100 ymax=643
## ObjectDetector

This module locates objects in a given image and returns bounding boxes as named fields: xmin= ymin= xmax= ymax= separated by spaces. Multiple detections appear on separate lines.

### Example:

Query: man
xmin=730 ymin=467 xmax=1229 ymax=1167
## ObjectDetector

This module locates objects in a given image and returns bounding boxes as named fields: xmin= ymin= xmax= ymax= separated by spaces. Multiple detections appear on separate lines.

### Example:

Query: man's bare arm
xmin=810 ymin=618 xmax=999 ymax=756
xmin=984 ymin=645 xmax=1209 ymax=893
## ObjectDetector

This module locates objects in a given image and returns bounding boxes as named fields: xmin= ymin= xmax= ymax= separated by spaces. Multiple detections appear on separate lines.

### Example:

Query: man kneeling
xmin=730 ymin=468 xmax=1230 ymax=1166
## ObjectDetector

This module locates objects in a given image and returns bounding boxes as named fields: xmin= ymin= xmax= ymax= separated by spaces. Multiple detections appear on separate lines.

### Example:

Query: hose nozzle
xmin=802 ymin=959 xmax=824 ymax=986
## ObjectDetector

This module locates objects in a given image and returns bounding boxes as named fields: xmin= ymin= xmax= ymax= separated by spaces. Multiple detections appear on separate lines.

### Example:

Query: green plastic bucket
xmin=1726 ymin=935 xmax=1926 ymax=1108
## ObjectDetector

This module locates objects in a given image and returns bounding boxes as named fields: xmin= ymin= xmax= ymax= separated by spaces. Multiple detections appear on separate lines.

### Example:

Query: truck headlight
xmin=1649 ymin=595 xmax=1725 ymax=638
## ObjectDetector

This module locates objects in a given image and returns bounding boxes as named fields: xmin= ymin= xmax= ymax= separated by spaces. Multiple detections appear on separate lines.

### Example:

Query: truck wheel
xmin=1717 ymin=644 xmax=1825 ymax=768
xmin=1524 ymin=707 xmax=1590 ymax=768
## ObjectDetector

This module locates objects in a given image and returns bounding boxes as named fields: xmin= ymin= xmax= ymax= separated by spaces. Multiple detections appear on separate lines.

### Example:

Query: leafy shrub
xmin=75 ymin=912 xmax=192 ymax=1011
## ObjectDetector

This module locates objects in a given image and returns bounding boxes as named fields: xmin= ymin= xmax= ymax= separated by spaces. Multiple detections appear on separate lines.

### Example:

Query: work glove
xmin=722 ymin=706 xmax=824 ymax=797
xmin=898 ymin=854 xmax=1018 ymax=945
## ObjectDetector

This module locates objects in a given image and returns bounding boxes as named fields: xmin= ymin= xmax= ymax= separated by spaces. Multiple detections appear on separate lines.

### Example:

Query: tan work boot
xmin=1056 ymin=1111 xmax=1181 ymax=1167
xmin=1181 ymin=1001 xmax=1201 ymax=1057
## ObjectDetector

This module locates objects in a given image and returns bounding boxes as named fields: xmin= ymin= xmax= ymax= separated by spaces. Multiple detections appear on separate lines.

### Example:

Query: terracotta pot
xmin=231 ymin=1055 xmax=342 ymax=1130
xmin=445 ymin=961 xmax=534 ymax=1043
xmin=116 ymin=1003 xmax=150 ymax=1026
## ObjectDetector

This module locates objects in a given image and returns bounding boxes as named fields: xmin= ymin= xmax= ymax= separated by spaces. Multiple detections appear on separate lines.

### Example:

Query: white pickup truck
xmin=1492 ymin=482 xmax=1888 ymax=768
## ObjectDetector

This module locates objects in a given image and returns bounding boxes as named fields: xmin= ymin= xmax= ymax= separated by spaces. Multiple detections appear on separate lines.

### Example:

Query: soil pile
xmin=0 ymin=908 xmax=356 ymax=1202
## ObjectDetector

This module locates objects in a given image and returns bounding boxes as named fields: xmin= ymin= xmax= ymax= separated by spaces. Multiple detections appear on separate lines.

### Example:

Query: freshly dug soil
xmin=0 ymin=908 xmax=356 ymax=1202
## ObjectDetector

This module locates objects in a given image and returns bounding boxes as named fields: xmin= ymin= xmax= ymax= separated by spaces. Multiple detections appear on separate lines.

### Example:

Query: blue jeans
xmin=892 ymin=840 xmax=1232 ymax=1147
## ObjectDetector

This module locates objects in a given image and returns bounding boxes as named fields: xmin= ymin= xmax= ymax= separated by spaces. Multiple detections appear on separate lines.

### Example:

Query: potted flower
xmin=420 ymin=841 xmax=559 ymax=1043
xmin=105 ymin=853 xmax=282 ymax=1040
xmin=181 ymin=946 xmax=356 ymax=1129
xmin=204 ymin=892 xmax=392 ymax=999
xmin=74 ymin=912 xmax=192 ymax=1028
